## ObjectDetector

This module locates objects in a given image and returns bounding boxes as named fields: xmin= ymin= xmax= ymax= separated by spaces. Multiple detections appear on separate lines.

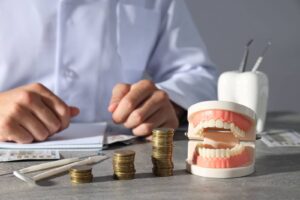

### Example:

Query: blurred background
xmin=185 ymin=0 xmax=300 ymax=112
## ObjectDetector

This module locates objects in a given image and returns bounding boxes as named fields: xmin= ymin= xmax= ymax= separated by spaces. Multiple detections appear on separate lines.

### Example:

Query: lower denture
xmin=192 ymin=147 xmax=253 ymax=168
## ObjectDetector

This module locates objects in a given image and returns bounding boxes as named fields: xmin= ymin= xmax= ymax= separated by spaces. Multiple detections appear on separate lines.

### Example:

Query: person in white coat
xmin=0 ymin=0 xmax=217 ymax=143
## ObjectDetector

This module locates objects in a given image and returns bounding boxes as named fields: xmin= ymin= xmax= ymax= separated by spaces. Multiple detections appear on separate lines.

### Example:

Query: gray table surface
xmin=0 ymin=112 xmax=300 ymax=200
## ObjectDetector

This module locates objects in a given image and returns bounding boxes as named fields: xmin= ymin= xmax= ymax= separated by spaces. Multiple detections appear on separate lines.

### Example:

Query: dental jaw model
xmin=186 ymin=101 xmax=256 ymax=178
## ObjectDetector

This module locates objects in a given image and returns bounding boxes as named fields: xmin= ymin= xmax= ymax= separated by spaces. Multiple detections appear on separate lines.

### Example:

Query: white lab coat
xmin=0 ymin=0 xmax=217 ymax=122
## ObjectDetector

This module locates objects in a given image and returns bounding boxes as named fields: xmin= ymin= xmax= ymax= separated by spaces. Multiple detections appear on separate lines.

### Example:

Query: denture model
xmin=186 ymin=101 xmax=256 ymax=178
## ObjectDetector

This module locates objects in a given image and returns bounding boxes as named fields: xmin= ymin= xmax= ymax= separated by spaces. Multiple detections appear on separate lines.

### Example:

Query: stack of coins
xmin=113 ymin=150 xmax=135 ymax=180
xmin=69 ymin=165 xmax=93 ymax=184
xmin=152 ymin=128 xmax=174 ymax=177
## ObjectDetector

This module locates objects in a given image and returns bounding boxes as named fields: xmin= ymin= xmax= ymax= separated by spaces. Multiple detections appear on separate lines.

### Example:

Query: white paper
xmin=105 ymin=134 xmax=136 ymax=145
xmin=0 ymin=150 xmax=60 ymax=162
xmin=260 ymin=129 xmax=300 ymax=147
xmin=104 ymin=124 xmax=136 ymax=146
xmin=0 ymin=123 xmax=106 ymax=150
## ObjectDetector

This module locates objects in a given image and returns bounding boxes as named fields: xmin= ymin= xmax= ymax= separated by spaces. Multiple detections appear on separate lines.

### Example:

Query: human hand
xmin=0 ymin=83 xmax=79 ymax=143
xmin=108 ymin=80 xmax=180 ymax=137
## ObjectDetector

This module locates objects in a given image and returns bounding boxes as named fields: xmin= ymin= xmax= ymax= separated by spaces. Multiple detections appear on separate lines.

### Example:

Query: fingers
xmin=132 ymin=110 xmax=166 ymax=137
xmin=108 ymin=83 xmax=130 ymax=113
xmin=26 ymin=83 xmax=75 ymax=131
xmin=12 ymin=106 xmax=51 ymax=141
xmin=70 ymin=106 xmax=80 ymax=117
xmin=123 ymin=90 xmax=166 ymax=129
xmin=140 ymin=118 xmax=179 ymax=140
xmin=0 ymin=83 xmax=79 ymax=144
xmin=109 ymin=80 xmax=180 ymax=138
xmin=112 ymin=80 xmax=156 ymax=123
xmin=0 ymin=119 xmax=33 ymax=144
xmin=132 ymin=110 xmax=179 ymax=137
xmin=29 ymin=99 xmax=61 ymax=134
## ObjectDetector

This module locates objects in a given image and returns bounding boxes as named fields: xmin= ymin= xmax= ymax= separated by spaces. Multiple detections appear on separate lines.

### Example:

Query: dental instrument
xmin=252 ymin=41 xmax=272 ymax=72
xmin=239 ymin=39 xmax=254 ymax=72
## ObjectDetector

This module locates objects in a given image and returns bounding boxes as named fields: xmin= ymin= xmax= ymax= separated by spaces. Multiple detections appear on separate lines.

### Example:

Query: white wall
xmin=185 ymin=0 xmax=300 ymax=111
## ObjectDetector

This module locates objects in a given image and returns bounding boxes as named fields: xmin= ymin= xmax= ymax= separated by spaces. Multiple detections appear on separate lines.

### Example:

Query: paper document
xmin=0 ymin=123 xmax=106 ymax=150
xmin=260 ymin=129 xmax=300 ymax=147
xmin=0 ymin=150 xmax=60 ymax=162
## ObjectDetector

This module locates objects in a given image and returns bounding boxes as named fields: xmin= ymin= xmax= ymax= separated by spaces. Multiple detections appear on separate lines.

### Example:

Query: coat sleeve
xmin=146 ymin=0 xmax=218 ymax=110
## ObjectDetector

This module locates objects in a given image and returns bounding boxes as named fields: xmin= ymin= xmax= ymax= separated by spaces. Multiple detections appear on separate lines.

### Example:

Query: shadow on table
xmin=36 ymin=171 xmax=69 ymax=187
xmin=251 ymin=153 xmax=300 ymax=177
xmin=93 ymin=169 xmax=188 ymax=183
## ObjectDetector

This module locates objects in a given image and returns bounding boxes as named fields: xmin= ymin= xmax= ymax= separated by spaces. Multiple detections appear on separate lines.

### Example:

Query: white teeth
xmin=229 ymin=123 xmax=246 ymax=138
xmin=224 ymin=122 xmax=230 ymax=129
xmin=208 ymin=119 xmax=215 ymax=127
xmin=230 ymin=123 xmax=235 ymax=129
xmin=226 ymin=149 xmax=230 ymax=157
xmin=191 ymin=119 xmax=246 ymax=138
xmin=216 ymin=120 xmax=223 ymax=128
xmin=191 ymin=122 xmax=204 ymax=136
xmin=204 ymin=121 xmax=209 ymax=128
xmin=198 ymin=144 xmax=245 ymax=158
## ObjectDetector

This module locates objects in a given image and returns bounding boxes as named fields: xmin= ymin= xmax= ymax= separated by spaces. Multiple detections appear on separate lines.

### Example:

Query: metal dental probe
xmin=239 ymin=39 xmax=254 ymax=72
xmin=252 ymin=41 xmax=272 ymax=72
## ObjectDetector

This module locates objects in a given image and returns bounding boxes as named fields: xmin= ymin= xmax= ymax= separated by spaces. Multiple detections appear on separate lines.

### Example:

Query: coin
xmin=69 ymin=165 xmax=92 ymax=173
xmin=151 ymin=128 xmax=174 ymax=177
xmin=152 ymin=128 xmax=174 ymax=135
xmin=69 ymin=165 xmax=93 ymax=184
xmin=114 ymin=150 xmax=135 ymax=157
xmin=113 ymin=150 xmax=136 ymax=180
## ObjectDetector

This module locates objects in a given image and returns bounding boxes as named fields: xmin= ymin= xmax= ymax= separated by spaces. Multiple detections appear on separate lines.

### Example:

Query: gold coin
xmin=113 ymin=166 xmax=135 ymax=171
xmin=114 ymin=150 xmax=135 ymax=157
xmin=152 ymin=153 xmax=172 ymax=158
xmin=71 ymin=174 xmax=93 ymax=178
xmin=152 ymin=128 xmax=174 ymax=134
xmin=152 ymin=160 xmax=172 ymax=164
xmin=152 ymin=169 xmax=173 ymax=177
xmin=113 ymin=154 xmax=135 ymax=158
xmin=69 ymin=165 xmax=94 ymax=184
xmin=113 ymin=169 xmax=136 ymax=173
xmin=152 ymin=139 xmax=174 ymax=146
xmin=152 ymin=136 xmax=174 ymax=141
xmin=113 ymin=158 xmax=135 ymax=163
xmin=152 ymin=151 xmax=172 ymax=155
xmin=152 ymin=135 xmax=174 ymax=139
xmin=69 ymin=165 xmax=92 ymax=173
xmin=70 ymin=175 xmax=93 ymax=183
xmin=152 ymin=162 xmax=174 ymax=168
xmin=152 ymin=162 xmax=173 ymax=166
xmin=152 ymin=146 xmax=173 ymax=150
xmin=113 ymin=162 xmax=134 ymax=166
xmin=152 ymin=145 xmax=173 ymax=149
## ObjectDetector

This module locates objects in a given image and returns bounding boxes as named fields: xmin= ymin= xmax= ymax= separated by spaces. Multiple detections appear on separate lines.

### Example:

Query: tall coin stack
xmin=152 ymin=128 xmax=174 ymax=177
xmin=69 ymin=165 xmax=93 ymax=184
xmin=113 ymin=150 xmax=135 ymax=180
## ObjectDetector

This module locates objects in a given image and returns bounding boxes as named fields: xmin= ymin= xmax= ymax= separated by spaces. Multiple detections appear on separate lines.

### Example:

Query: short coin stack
xmin=152 ymin=128 xmax=174 ymax=177
xmin=69 ymin=165 xmax=93 ymax=184
xmin=113 ymin=150 xmax=135 ymax=180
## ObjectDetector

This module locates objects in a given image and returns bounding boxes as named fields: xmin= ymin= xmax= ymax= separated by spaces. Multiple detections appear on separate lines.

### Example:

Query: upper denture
xmin=191 ymin=110 xmax=252 ymax=133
